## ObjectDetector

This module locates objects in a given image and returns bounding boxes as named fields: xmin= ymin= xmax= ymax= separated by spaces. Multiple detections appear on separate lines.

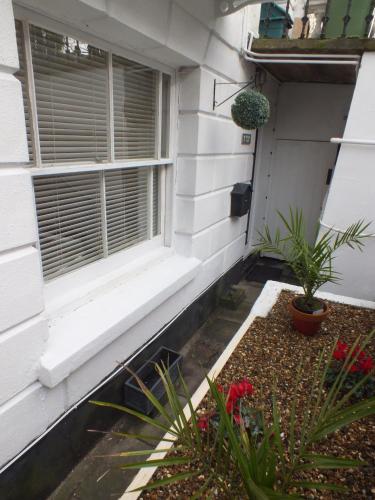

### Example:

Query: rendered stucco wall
xmin=175 ymin=64 xmax=254 ymax=261
xmin=0 ymin=0 xmax=259 ymax=469
xmin=320 ymin=52 xmax=375 ymax=301
xmin=0 ymin=0 xmax=56 ymax=463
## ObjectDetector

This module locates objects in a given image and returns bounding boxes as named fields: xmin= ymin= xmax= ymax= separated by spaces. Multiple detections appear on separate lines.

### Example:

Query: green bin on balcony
xmin=259 ymin=2 xmax=293 ymax=38
xmin=325 ymin=0 xmax=373 ymax=38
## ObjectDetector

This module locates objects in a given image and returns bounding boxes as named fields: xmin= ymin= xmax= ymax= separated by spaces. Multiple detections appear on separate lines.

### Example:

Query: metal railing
xmin=259 ymin=0 xmax=375 ymax=39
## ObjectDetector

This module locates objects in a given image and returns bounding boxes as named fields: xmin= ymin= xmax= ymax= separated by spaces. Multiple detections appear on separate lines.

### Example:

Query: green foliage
xmin=231 ymin=90 xmax=270 ymax=130
xmin=91 ymin=332 xmax=375 ymax=498
xmin=326 ymin=368 xmax=375 ymax=401
xmin=254 ymin=208 xmax=370 ymax=310
xmin=326 ymin=339 xmax=375 ymax=402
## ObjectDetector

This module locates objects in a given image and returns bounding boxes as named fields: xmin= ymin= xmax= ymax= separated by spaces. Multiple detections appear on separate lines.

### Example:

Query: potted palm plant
xmin=254 ymin=208 xmax=370 ymax=335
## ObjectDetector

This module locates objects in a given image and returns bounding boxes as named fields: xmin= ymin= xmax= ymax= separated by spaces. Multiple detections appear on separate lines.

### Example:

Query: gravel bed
xmin=141 ymin=291 xmax=375 ymax=499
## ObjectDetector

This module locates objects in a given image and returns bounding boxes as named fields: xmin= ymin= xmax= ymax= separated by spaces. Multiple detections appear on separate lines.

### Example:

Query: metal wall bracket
xmin=213 ymin=68 xmax=265 ymax=110
xmin=213 ymin=77 xmax=256 ymax=110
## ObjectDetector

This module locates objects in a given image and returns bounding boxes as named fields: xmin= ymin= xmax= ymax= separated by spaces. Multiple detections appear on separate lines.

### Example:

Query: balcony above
xmin=248 ymin=36 xmax=375 ymax=84
xmin=245 ymin=1 xmax=375 ymax=84
xmin=259 ymin=0 xmax=375 ymax=40
xmin=252 ymin=36 xmax=375 ymax=55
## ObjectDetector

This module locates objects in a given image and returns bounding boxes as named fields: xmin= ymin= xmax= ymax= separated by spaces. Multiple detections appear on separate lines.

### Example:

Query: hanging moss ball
xmin=231 ymin=90 xmax=270 ymax=130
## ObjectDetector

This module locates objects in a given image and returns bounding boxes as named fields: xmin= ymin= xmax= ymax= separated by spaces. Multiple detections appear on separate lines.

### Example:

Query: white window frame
xmin=14 ymin=6 xmax=178 ymax=290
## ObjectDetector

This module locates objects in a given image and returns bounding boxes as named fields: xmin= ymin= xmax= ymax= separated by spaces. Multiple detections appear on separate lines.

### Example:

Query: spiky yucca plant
xmin=254 ymin=208 xmax=370 ymax=312
xmin=91 ymin=332 xmax=375 ymax=498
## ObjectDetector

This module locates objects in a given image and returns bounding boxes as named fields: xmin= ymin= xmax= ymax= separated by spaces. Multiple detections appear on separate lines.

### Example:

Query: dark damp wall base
xmin=0 ymin=258 xmax=244 ymax=500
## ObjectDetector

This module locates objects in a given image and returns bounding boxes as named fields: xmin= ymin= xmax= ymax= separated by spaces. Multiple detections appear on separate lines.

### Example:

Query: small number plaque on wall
xmin=242 ymin=133 xmax=251 ymax=145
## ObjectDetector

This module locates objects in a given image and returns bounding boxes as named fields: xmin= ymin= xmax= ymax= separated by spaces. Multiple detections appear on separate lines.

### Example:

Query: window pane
xmin=112 ymin=55 xmax=157 ymax=160
xmin=34 ymin=172 xmax=103 ymax=280
xmin=161 ymin=73 xmax=171 ymax=158
xmin=105 ymin=168 xmax=149 ymax=254
xmin=15 ymin=20 xmax=33 ymax=163
xmin=30 ymin=25 xmax=108 ymax=164
xmin=153 ymin=167 xmax=161 ymax=236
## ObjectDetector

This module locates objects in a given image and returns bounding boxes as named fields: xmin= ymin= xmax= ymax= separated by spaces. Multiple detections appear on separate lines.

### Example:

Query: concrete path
xmin=49 ymin=280 xmax=263 ymax=500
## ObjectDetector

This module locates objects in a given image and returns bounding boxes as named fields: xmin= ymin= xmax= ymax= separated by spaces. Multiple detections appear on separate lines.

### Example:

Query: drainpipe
xmin=245 ymin=129 xmax=259 ymax=245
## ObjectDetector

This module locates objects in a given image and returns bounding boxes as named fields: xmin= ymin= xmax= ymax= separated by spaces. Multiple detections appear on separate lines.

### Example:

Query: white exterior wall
xmin=0 ymin=0 xmax=56 ymax=462
xmin=0 ymin=0 xmax=260 ymax=469
xmin=320 ymin=53 xmax=375 ymax=300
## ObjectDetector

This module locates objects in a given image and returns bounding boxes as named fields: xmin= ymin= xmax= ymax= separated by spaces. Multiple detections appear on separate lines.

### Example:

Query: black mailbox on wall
xmin=230 ymin=182 xmax=252 ymax=217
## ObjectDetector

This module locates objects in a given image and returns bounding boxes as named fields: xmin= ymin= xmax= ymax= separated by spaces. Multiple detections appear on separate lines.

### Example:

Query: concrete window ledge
xmin=39 ymin=251 xmax=201 ymax=388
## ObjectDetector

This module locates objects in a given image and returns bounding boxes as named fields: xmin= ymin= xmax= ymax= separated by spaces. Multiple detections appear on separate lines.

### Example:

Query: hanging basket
xmin=231 ymin=90 xmax=270 ymax=130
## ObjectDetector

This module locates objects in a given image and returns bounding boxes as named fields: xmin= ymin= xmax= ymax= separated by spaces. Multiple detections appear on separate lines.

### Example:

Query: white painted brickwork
xmin=0 ymin=169 xmax=37 ymax=253
xmin=0 ymin=248 xmax=44 ymax=333
xmin=0 ymin=0 xmax=28 ymax=162
xmin=0 ymin=0 xmax=48 ymax=468
xmin=0 ymin=0 xmax=259 ymax=469
xmin=0 ymin=318 xmax=48 ymax=406
xmin=177 ymin=155 xmax=252 ymax=196
xmin=0 ymin=0 xmax=19 ymax=70
xmin=0 ymin=382 xmax=66 ymax=467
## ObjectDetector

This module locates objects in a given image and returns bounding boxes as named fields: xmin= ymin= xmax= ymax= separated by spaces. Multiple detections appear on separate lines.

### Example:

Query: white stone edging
xmin=120 ymin=280 xmax=375 ymax=499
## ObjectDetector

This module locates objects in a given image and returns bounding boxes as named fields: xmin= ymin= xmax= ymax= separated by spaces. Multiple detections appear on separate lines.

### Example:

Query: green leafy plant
xmin=205 ymin=334 xmax=375 ymax=497
xmin=326 ymin=339 xmax=375 ymax=401
xmin=231 ymin=90 xmax=270 ymax=130
xmin=254 ymin=208 xmax=370 ymax=313
xmin=91 ymin=332 xmax=375 ymax=498
xmin=199 ymin=379 xmax=264 ymax=442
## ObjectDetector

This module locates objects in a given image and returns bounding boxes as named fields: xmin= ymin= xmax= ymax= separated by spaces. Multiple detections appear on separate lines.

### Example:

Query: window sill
xmin=44 ymin=238 xmax=165 ymax=316
xmin=30 ymin=158 xmax=173 ymax=176
xmin=39 ymin=250 xmax=201 ymax=388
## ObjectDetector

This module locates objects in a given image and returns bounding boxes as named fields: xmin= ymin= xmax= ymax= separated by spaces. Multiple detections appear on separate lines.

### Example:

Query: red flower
xmin=333 ymin=339 xmax=374 ymax=376
xmin=237 ymin=384 xmax=246 ymax=398
xmin=349 ymin=363 xmax=360 ymax=373
xmin=228 ymin=379 xmax=254 ymax=401
xmin=228 ymin=384 xmax=241 ymax=402
xmin=223 ymin=379 xmax=254 ymax=414
xmin=241 ymin=378 xmax=254 ymax=396
xmin=233 ymin=413 xmax=242 ymax=425
xmin=333 ymin=350 xmax=346 ymax=361
xmin=216 ymin=384 xmax=224 ymax=393
xmin=226 ymin=399 xmax=235 ymax=414
xmin=352 ymin=345 xmax=366 ymax=361
xmin=359 ymin=356 xmax=374 ymax=374
xmin=336 ymin=341 xmax=348 ymax=352
xmin=197 ymin=416 xmax=209 ymax=431
xmin=333 ymin=341 xmax=348 ymax=361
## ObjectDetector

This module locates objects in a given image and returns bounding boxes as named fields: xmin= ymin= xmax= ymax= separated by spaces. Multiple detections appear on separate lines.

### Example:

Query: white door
xmin=265 ymin=140 xmax=337 ymax=249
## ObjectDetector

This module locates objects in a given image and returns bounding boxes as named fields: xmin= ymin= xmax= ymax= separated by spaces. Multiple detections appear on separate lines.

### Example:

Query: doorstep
xmin=39 ymin=252 xmax=201 ymax=388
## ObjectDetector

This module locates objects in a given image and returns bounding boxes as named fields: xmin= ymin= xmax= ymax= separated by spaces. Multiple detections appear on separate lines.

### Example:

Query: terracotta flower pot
xmin=288 ymin=298 xmax=329 ymax=336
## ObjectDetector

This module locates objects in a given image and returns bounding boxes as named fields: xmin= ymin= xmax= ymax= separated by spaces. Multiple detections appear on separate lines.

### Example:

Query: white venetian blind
xmin=105 ymin=168 xmax=149 ymax=254
xmin=33 ymin=172 xmax=103 ymax=280
xmin=29 ymin=25 xmax=108 ymax=164
xmin=15 ymin=20 xmax=33 ymax=163
xmin=112 ymin=54 xmax=157 ymax=160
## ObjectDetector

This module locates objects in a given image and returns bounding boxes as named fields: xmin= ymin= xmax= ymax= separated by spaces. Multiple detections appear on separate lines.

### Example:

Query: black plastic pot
xmin=124 ymin=347 xmax=183 ymax=415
